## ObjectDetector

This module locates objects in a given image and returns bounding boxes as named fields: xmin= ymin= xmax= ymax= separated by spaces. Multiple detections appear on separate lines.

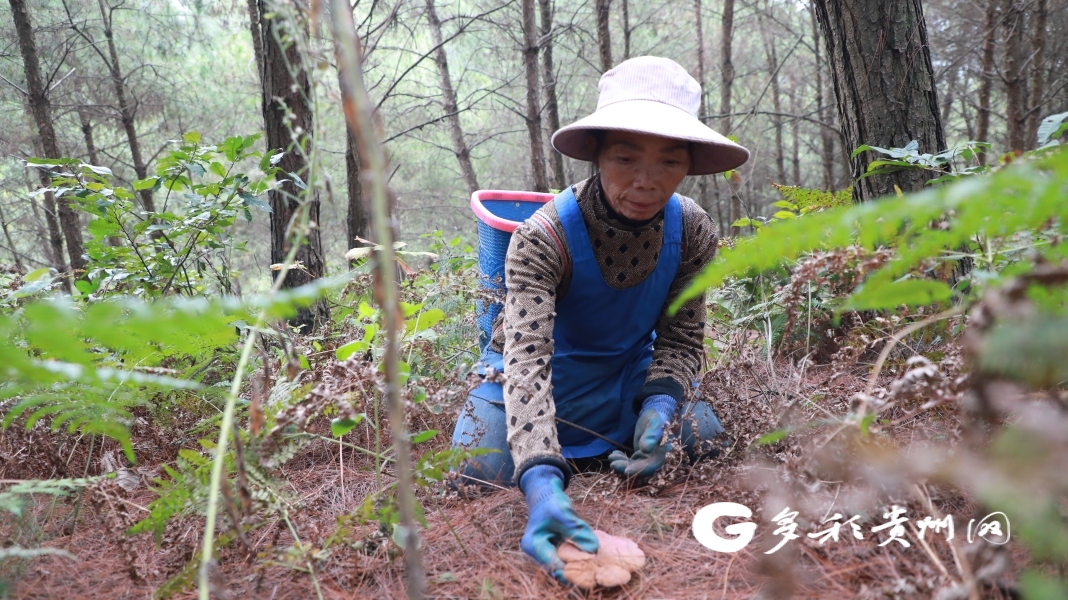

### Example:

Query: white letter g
xmin=692 ymin=502 xmax=757 ymax=553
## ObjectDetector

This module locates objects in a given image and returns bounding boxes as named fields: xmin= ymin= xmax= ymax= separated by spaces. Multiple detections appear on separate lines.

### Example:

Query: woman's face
xmin=595 ymin=131 xmax=691 ymax=221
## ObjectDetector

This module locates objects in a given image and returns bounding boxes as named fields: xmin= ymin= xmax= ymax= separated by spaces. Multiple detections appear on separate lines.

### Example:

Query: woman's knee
xmin=448 ymin=392 xmax=516 ymax=488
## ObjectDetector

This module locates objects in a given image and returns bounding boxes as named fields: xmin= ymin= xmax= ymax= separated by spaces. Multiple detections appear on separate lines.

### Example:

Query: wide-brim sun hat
xmin=551 ymin=56 xmax=750 ymax=176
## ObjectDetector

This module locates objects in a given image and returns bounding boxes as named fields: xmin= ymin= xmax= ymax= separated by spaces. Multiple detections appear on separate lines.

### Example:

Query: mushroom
xmin=558 ymin=530 xmax=646 ymax=588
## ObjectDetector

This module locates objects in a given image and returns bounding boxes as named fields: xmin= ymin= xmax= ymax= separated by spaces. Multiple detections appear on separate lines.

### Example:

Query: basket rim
xmin=470 ymin=189 xmax=555 ymax=233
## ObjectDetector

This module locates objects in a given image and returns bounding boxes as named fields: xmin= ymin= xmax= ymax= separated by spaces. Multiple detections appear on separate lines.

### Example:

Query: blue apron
xmin=475 ymin=185 xmax=682 ymax=458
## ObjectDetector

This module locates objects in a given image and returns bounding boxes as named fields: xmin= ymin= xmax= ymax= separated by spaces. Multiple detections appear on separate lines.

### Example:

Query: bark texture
xmin=521 ymin=0 xmax=549 ymax=192
xmin=78 ymin=111 xmax=99 ymax=165
xmin=719 ymin=0 xmax=735 ymax=135
xmin=595 ymin=0 xmax=613 ymax=72
xmin=345 ymin=130 xmax=369 ymax=250
xmin=1025 ymin=0 xmax=1048 ymax=146
xmin=539 ymin=0 xmax=566 ymax=190
xmin=810 ymin=2 xmax=835 ymax=190
xmin=1001 ymin=0 xmax=1027 ymax=153
xmin=694 ymin=0 xmax=711 ymax=211
xmin=257 ymin=0 xmax=327 ymax=331
xmin=814 ymin=0 xmax=947 ymax=201
xmin=11 ymin=0 xmax=86 ymax=278
xmin=719 ymin=0 xmax=739 ymax=230
xmin=976 ymin=0 xmax=998 ymax=163
xmin=246 ymin=0 xmax=266 ymax=85
xmin=426 ymin=0 xmax=480 ymax=195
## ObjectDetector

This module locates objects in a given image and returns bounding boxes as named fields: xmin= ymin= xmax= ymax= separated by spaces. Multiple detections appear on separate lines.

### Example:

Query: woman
xmin=450 ymin=56 xmax=750 ymax=582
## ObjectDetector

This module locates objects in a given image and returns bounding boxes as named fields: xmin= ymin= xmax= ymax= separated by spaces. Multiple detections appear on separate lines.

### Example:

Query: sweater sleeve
xmin=501 ymin=214 xmax=574 ymax=489
xmin=633 ymin=198 xmax=720 ymax=412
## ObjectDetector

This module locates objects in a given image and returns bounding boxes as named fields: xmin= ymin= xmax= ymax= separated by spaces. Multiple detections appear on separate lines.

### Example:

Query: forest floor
xmin=2 ymin=327 xmax=1031 ymax=600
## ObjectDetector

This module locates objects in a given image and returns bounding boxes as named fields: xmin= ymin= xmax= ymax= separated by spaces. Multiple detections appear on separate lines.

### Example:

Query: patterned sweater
xmin=489 ymin=175 xmax=719 ymax=489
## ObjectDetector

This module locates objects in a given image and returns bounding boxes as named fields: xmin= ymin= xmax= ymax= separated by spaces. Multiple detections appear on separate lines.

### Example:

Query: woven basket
xmin=470 ymin=190 xmax=555 ymax=342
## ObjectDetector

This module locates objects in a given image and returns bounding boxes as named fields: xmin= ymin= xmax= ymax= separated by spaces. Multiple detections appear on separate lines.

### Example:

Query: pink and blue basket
xmin=470 ymin=190 xmax=555 ymax=343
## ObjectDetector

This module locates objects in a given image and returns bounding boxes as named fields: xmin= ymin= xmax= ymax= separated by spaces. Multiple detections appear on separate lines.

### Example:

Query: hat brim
xmin=551 ymin=99 xmax=749 ymax=176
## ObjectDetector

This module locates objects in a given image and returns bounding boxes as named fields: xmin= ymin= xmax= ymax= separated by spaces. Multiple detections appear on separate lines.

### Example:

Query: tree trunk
xmin=538 ymin=0 xmax=566 ymax=190
xmin=78 ymin=111 xmax=100 ymax=165
xmin=976 ymin=0 xmax=998 ymax=164
xmin=23 ymin=161 xmax=62 ymax=270
xmin=813 ymin=0 xmax=947 ymax=202
xmin=960 ymin=95 xmax=975 ymax=140
xmin=621 ymin=0 xmax=630 ymax=60
xmin=595 ymin=0 xmax=613 ymax=72
xmin=11 ymin=0 xmax=85 ymax=283
xmin=345 ymin=130 xmax=369 ymax=249
xmin=693 ymin=0 xmax=711 ymax=212
xmin=1001 ymin=0 xmax=1027 ymax=153
xmin=522 ymin=0 xmax=549 ymax=192
xmin=810 ymin=2 xmax=835 ymax=190
xmin=791 ymin=91 xmax=800 ymax=185
xmin=258 ymin=0 xmax=328 ymax=331
xmin=0 ymin=200 xmax=24 ymax=273
xmin=1025 ymin=0 xmax=1048 ymax=146
xmin=719 ymin=0 xmax=735 ymax=136
xmin=940 ymin=65 xmax=957 ymax=127
xmin=95 ymin=0 xmax=154 ymax=214
xmin=761 ymin=13 xmax=786 ymax=183
xmin=246 ymin=0 xmax=266 ymax=87
xmin=329 ymin=17 xmax=371 ymax=254
xmin=720 ymin=0 xmax=738 ymax=231
xmin=78 ymin=108 xmax=121 ymax=246
xmin=426 ymin=0 xmax=480 ymax=195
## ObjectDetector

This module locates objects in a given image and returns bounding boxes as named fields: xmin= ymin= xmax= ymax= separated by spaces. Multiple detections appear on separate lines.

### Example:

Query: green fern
xmin=673 ymin=147 xmax=1068 ymax=314
xmin=1 ymin=296 xmax=244 ymax=461
xmin=0 ymin=476 xmax=102 ymax=517
xmin=129 ymin=448 xmax=214 ymax=544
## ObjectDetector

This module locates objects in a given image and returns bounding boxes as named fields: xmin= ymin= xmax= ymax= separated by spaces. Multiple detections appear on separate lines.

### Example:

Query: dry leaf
xmin=558 ymin=530 xmax=646 ymax=589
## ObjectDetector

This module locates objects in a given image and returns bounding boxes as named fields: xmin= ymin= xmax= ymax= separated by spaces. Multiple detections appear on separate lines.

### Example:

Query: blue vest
xmin=479 ymin=185 xmax=683 ymax=458
xmin=549 ymin=186 xmax=682 ymax=456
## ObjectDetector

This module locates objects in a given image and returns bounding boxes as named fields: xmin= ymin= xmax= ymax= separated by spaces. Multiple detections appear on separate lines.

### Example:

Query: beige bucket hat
xmin=551 ymin=56 xmax=750 ymax=176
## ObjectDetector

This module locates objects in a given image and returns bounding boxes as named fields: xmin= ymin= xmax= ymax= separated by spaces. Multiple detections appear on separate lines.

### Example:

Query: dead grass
xmin=0 ymin=332 xmax=1035 ymax=599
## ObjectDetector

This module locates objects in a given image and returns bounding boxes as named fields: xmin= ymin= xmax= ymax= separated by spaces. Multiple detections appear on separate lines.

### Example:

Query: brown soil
xmin=2 ymin=350 xmax=1031 ymax=599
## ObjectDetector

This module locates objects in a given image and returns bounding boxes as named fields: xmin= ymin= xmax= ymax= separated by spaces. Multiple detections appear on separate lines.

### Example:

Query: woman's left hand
xmin=608 ymin=405 xmax=672 ymax=477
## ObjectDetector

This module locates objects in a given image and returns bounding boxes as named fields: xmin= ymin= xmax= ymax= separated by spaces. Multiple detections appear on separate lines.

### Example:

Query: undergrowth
xmin=2 ymin=101 xmax=1068 ymax=598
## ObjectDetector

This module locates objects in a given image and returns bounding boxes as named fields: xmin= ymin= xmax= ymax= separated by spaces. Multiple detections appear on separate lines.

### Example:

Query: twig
xmin=721 ymin=553 xmax=736 ymax=599
xmin=426 ymin=493 xmax=469 ymax=557
xmin=862 ymin=306 xmax=964 ymax=398
xmin=279 ymin=508 xmax=325 ymax=600
xmin=912 ymin=483 xmax=978 ymax=599
xmin=331 ymin=3 xmax=425 ymax=597
xmin=483 ymin=398 xmax=632 ymax=452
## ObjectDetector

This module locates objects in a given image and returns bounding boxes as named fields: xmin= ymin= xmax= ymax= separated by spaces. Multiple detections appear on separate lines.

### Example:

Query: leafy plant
xmin=29 ymin=132 xmax=277 ymax=298
xmin=851 ymin=139 xmax=992 ymax=185
xmin=1036 ymin=111 xmax=1068 ymax=148
xmin=0 ymin=297 xmax=243 ymax=461
xmin=732 ymin=184 xmax=852 ymax=230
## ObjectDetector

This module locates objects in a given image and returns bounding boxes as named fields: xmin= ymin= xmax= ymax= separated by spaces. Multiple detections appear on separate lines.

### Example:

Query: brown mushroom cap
xmin=558 ymin=530 xmax=646 ymax=589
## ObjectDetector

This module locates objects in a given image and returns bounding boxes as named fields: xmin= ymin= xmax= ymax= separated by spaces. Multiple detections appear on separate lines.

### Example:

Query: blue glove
xmin=519 ymin=464 xmax=599 ymax=582
xmin=608 ymin=394 xmax=678 ymax=478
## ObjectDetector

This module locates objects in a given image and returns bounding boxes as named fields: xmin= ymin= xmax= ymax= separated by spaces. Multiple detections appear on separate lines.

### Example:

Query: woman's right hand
xmin=519 ymin=464 xmax=599 ymax=582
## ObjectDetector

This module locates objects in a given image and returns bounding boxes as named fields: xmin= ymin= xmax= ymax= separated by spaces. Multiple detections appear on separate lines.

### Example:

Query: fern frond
xmin=673 ymin=149 xmax=1068 ymax=313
